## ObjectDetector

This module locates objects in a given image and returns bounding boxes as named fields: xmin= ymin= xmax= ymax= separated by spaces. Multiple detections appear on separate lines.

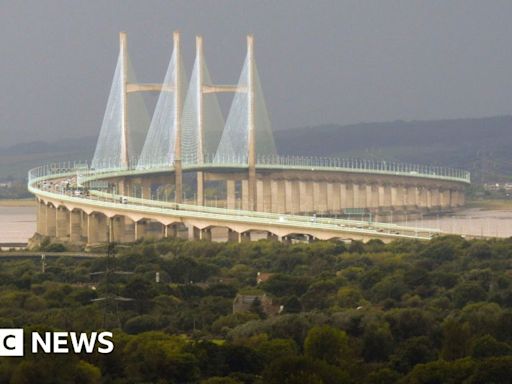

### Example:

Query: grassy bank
xmin=0 ymin=198 xmax=36 ymax=207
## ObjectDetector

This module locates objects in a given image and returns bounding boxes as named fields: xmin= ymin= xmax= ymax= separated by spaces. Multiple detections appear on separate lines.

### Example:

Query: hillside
xmin=0 ymin=137 xmax=96 ymax=180
xmin=2 ymin=116 xmax=512 ymax=183
xmin=275 ymin=116 xmax=512 ymax=183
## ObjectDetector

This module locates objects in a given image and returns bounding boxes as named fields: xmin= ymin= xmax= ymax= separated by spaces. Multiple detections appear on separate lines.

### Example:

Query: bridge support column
xmin=354 ymin=184 xmax=365 ymax=208
xmin=425 ymin=188 xmax=432 ymax=208
xmin=327 ymin=183 xmax=341 ymax=213
xmin=81 ymin=212 xmax=88 ymax=239
xmin=56 ymin=207 xmax=70 ymax=241
xmin=407 ymin=186 xmax=418 ymax=207
xmin=123 ymin=218 xmax=135 ymax=242
xmin=46 ymin=205 xmax=56 ymax=238
xmin=117 ymin=179 xmax=128 ymax=196
xmin=37 ymin=201 xmax=45 ymax=235
xmin=363 ymin=184 xmax=371 ymax=208
xmin=87 ymin=213 xmax=108 ymax=245
xmin=290 ymin=181 xmax=301 ymax=214
xmin=241 ymin=180 xmax=249 ymax=210
xmin=150 ymin=223 xmax=164 ymax=240
xmin=391 ymin=186 xmax=404 ymax=207
xmin=240 ymin=231 xmax=251 ymax=242
xmin=201 ymin=228 xmax=212 ymax=241
xmin=370 ymin=184 xmax=380 ymax=208
xmin=455 ymin=189 xmax=465 ymax=206
xmin=339 ymin=183 xmax=347 ymax=210
xmin=69 ymin=210 xmax=82 ymax=243
xmin=345 ymin=183 xmax=354 ymax=209
xmin=299 ymin=181 xmax=313 ymax=213
xmin=440 ymin=189 xmax=450 ymax=208
xmin=383 ymin=185 xmax=392 ymax=208
xmin=284 ymin=180 xmax=294 ymax=213
xmin=226 ymin=180 xmax=236 ymax=209
xmin=197 ymin=172 xmax=204 ymax=206
xmin=313 ymin=182 xmax=328 ymax=213
xmin=141 ymin=179 xmax=152 ymax=200
xmin=267 ymin=232 xmax=278 ymax=241
xmin=377 ymin=185 xmax=385 ymax=209
xmin=418 ymin=187 xmax=428 ymax=209
xmin=135 ymin=220 xmax=148 ymax=240
xmin=431 ymin=188 xmax=441 ymax=208
xmin=227 ymin=229 xmax=239 ymax=242
xmin=256 ymin=180 xmax=264 ymax=211
xmin=111 ymin=216 xmax=125 ymax=243
xmin=271 ymin=180 xmax=285 ymax=213
xmin=165 ymin=224 xmax=178 ymax=238
xmin=39 ymin=204 xmax=47 ymax=237
xmin=262 ymin=178 xmax=272 ymax=212
xmin=188 ymin=225 xmax=201 ymax=241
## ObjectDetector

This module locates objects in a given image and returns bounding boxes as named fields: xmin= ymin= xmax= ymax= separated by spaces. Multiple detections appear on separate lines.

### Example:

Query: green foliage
xmin=0 ymin=235 xmax=510 ymax=381
xmin=263 ymin=356 xmax=350 ymax=384
xmin=304 ymin=325 xmax=349 ymax=366
xmin=470 ymin=335 xmax=512 ymax=358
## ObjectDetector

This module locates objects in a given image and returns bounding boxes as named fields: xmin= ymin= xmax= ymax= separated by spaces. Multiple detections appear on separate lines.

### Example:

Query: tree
xmin=386 ymin=308 xmax=433 ymax=341
xmin=304 ymin=325 xmax=349 ymax=366
xmin=470 ymin=335 xmax=512 ymax=358
xmin=123 ymin=332 xmax=200 ymax=383
xmin=402 ymin=358 xmax=475 ymax=384
xmin=466 ymin=241 xmax=493 ymax=260
xmin=441 ymin=318 xmax=471 ymax=360
xmin=261 ymin=275 xmax=310 ymax=297
xmin=122 ymin=277 xmax=156 ymax=314
xmin=362 ymin=322 xmax=394 ymax=362
xmin=263 ymin=356 xmax=349 ymax=384
xmin=468 ymin=356 xmax=512 ymax=384
xmin=256 ymin=338 xmax=298 ymax=363
xmin=452 ymin=281 xmax=487 ymax=308
xmin=390 ymin=336 xmax=437 ymax=373
xmin=337 ymin=286 xmax=365 ymax=308
xmin=201 ymin=378 xmax=242 ymax=384
xmin=365 ymin=368 xmax=401 ymax=384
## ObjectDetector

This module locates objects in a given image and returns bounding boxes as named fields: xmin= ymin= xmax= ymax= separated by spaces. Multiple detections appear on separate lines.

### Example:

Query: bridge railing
xmin=252 ymin=154 xmax=470 ymax=182
xmin=28 ymin=152 xmax=471 ymax=186
xmin=28 ymin=161 xmax=90 ymax=184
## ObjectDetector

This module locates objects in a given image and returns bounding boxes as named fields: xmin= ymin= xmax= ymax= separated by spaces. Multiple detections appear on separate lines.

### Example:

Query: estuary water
xmin=0 ymin=206 xmax=36 ymax=244
xmin=396 ymin=208 xmax=512 ymax=238
xmin=0 ymin=205 xmax=511 ymax=244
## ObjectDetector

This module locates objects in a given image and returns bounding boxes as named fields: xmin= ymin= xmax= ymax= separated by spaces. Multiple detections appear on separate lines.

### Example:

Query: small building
xmin=233 ymin=293 xmax=282 ymax=317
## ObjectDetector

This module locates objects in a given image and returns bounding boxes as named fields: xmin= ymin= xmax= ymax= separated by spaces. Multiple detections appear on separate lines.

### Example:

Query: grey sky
xmin=1 ymin=0 xmax=512 ymax=146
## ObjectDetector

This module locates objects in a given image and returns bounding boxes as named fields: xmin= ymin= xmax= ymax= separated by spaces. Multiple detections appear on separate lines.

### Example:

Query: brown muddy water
xmin=1 ymin=206 xmax=511 ymax=244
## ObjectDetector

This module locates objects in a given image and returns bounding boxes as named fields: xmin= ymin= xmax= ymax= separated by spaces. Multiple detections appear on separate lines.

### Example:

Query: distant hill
xmin=0 ymin=137 xmax=96 ymax=180
xmin=2 ymin=116 xmax=511 ymax=183
xmin=275 ymin=116 xmax=512 ymax=183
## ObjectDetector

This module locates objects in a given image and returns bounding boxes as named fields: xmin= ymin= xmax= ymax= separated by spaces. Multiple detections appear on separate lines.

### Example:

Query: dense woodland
xmin=1 ymin=236 xmax=512 ymax=383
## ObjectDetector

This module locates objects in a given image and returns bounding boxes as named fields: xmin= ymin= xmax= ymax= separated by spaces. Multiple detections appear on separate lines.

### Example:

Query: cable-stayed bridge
xmin=29 ymin=32 xmax=470 ymax=245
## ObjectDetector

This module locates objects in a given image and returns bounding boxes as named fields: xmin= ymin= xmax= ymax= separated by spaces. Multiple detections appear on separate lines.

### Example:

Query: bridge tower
xmin=93 ymin=32 xmax=185 ymax=197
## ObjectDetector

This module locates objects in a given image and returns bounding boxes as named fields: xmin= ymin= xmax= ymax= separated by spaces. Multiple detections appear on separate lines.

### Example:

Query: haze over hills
xmin=275 ymin=115 xmax=512 ymax=183
xmin=1 ymin=116 xmax=511 ymax=183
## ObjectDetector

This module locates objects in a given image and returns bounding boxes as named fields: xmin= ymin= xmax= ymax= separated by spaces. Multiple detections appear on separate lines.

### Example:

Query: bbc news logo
xmin=0 ymin=329 xmax=114 ymax=356
xmin=0 ymin=329 xmax=23 ymax=356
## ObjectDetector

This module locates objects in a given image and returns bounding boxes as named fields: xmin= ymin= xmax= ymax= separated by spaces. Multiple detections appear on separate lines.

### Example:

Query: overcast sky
xmin=1 ymin=1 xmax=512 ymax=146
